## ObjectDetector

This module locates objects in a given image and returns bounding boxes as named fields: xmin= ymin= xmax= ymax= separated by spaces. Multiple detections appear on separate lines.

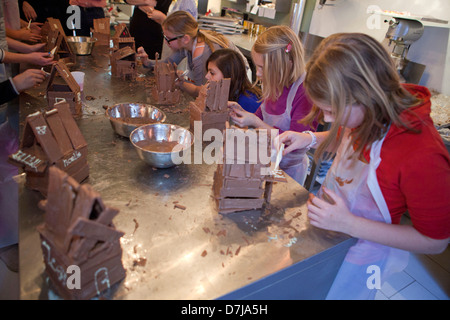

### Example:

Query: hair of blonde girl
xmin=302 ymin=32 xmax=421 ymax=163
xmin=162 ymin=11 xmax=230 ymax=52
xmin=252 ymin=25 xmax=306 ymax=101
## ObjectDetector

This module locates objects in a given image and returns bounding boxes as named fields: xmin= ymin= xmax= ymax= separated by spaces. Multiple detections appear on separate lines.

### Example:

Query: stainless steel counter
xmin=18 ymin=45 xmax=355 ymax=300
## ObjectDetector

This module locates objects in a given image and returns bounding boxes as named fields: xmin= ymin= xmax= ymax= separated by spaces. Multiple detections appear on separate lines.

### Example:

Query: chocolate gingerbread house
xmin=213 ymin=123 xmax=285 ymax=214
xmin=46 ymin=18 xmax=75 ymax=64
xmin=37 ymin=166 xmax=125 ymax=300
xmin=110 ymin=24 xmax=136 ymax=81
xmin=190 ymin=79 xmax=230 ymax=135
xmin=46 ymin=61 xmax=82 ymax=117
xmin=112 ymin=23 xmax=135 ymax=51
xmin=151 ymin=53 xmax=181 ymax=104
xmin=8 ymin=101 xmax=89 ymax=196
xmin=91 ymin=18 xmax=110 ymax=46
xmin=110 ymin=46 xmax=137 ymax=81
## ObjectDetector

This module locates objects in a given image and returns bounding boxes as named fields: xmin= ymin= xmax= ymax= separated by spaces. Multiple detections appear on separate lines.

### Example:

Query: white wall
xmin=207 ymin=0 xmax=222 ymax=14
xmin=308 ymin=0 xmax=450 ymax=94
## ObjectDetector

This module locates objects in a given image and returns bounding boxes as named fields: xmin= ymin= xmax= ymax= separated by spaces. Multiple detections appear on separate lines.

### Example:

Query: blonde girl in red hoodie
xmin=279 ymin=33 xmax=450 ymax=299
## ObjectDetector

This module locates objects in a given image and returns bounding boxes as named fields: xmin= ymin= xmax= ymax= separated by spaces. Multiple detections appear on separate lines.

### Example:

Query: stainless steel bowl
xmin=67 ymin=36 xmax=97 ymax=55
xmin=130 ymin=124 xmax=194 ymax=168
xmin=106 ymin=103 xmax=166 ymax=138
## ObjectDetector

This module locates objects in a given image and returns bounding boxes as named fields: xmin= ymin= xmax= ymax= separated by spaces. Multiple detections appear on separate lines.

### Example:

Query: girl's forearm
xmin=348 ymin=216 xmax=448 ymax=254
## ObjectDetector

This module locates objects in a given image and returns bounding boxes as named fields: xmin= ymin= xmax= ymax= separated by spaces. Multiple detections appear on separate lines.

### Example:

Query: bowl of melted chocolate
xmin=106 ymin=103 xmax=167 ymax=138
xmin=130 ymin=123 xmax=194 ymax=168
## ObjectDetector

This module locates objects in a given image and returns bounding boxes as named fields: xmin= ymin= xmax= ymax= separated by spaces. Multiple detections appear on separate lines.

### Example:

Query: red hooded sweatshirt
xmin=363 ymin=84 xmax=450 ymax=240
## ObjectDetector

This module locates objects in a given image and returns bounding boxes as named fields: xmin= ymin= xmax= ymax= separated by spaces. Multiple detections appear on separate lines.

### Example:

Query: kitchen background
xmin=201 ymin=0 xmax=450 ymax=95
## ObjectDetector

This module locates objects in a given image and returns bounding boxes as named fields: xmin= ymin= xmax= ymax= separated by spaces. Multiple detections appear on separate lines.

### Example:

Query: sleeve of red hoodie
xmin=375 ymin=84 xmax=450 ymax=240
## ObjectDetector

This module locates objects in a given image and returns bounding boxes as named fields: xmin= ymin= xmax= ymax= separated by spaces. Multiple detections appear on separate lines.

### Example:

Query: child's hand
xmin=22 ymin=1 xmax=37 ymax=21
xmin=12 ymin=68 xmax=46 ymax=92
xmin=16 ymin=28 xmax=41 ymax=43
xmin=26 ymin=52 xmax=55 ymax=66
xmin=228 ymin=102 xmax=256 ymax=127
xmin=307 ymin=187 xmax=355 ymax=234
xmin=136 ymin=46 xmax=149 ymax=66
xmin=278 ymin=130 xmax=313 ymax=156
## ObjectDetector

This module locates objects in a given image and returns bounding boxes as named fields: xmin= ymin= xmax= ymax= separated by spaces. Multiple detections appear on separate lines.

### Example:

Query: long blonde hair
xmin=252 ymin=25 xmax=306 ymax=101
xmin=303 ymin=33 xmax=421 ymax=162
xmin=162 ymin=11 xmax=230 ymax=52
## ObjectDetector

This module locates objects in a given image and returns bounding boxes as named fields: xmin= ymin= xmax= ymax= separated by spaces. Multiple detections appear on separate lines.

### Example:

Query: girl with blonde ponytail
xmin=137 ymin=10 xmax=248 ymax=97
xmin=229 ymin=25 xmax=317 ymax=185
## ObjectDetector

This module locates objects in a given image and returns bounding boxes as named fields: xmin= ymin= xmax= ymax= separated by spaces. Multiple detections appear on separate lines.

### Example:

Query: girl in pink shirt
xmin=229 ymin=26 xmax=317 ymax=185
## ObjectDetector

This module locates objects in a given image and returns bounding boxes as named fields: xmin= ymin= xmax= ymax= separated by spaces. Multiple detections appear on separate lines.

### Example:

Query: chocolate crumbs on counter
xmin=174 ymin=204 xmax=186 ymax=210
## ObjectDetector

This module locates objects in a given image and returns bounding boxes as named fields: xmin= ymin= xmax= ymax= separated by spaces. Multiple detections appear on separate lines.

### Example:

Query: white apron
xmin=321 ymin=128 xmax=409 ymax=300
xmin=262 ymin=74 xmax=309 ymax=185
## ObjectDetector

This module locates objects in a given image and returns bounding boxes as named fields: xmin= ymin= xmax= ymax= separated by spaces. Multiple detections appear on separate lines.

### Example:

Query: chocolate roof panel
xmin=55 ymin=102 xmax=87 ymax=149
xmin=27 ymin=112 xmax=63 ymax=163
xmin=47 ymin=61 xmax=80 ymax=94
xmin=45 ymin=108 xmax=74 ymax=156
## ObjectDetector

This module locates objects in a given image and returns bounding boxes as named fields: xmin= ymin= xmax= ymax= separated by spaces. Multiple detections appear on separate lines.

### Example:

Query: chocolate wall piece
xmin=46 ymin=61 xmax=82 ymax=117
xmin=190 ymin=79 xmax=231 ymax=135
xmin=151 ymin=53 xmax=181 ymax=105
xmin=8 ymin=102 xmax=89 ymax=196
xmin=110 ymin=24 xmax=137 ymax=81
xmin=212 ymin=122 xmax=286 ymax=214
xmin=91 ymin=18 xmax=110 ymax=46
xmin=37 ymin=167 xmax=125 ymax=300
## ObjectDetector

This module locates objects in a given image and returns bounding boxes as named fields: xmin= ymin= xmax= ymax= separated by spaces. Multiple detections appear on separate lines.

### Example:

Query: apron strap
xmin=367 ymin=129 xmax=392 ymax=224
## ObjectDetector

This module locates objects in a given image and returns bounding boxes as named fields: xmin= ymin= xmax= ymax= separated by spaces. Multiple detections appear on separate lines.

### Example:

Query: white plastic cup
xmin=71 ymin=71 xmax=85 ymax=91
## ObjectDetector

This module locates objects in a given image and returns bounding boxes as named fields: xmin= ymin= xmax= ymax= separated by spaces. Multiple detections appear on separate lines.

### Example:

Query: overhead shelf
xmin=368 ymin=9 xmax=450 ymax=29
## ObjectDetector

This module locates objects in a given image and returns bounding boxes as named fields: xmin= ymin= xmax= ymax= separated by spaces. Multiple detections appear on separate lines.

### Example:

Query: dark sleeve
xmin=0 ymin=79 xmax=19 ymax=105
xmin=156 ymin=0 xmax=172 ymax=14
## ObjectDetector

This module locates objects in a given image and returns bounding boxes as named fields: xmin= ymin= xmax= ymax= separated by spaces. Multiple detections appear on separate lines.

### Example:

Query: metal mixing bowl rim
xmin=129 ymin=123 xmax=195 ymax=154
xmin=67 ymin=36 xmax=98 ymax=43
xmin=105 ymin=102 xmax=167 ymax=124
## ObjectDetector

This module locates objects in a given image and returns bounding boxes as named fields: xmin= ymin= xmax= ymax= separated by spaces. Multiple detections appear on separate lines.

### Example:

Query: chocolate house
xmin=112 ymin=23 xmax=135 ymax=51
xmin=110 ymin=24 xmax=136 ymax=81
xmin=91 ymin=18 xmax=110 ymax=46
xmin=46 ymin=61 xmax=82 ymax=117
xmin=44 ymin=18 xmax=75 ymax=65
xmin=151 ymin=53 xmax=181 ymax=104
xmin=110 ymin=46 xmax=137 ymax=81
xmin=213 ymin=123 xmax=286 ymax=214
xmin=8 ymin=101 xmax=89 ymax=196
xmin=190 ymin=79 xmax=230 ymax=135
xmin=37 ymin=166 xmax=126 ymax=300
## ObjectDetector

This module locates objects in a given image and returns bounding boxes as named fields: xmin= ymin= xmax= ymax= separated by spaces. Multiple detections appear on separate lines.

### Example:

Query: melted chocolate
xmin=135 ymin=140 xmax=182 ymax=152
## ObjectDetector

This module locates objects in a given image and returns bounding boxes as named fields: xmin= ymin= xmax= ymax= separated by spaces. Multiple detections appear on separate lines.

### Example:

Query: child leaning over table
xmin=229 ymin=25 xmax=317 ymax=185
xmin=205 ymin=48 xmax=261 ymax=113
xmin=136 ymin=11 xmax=249 ymax=98
xmin=278 ymin=32 xmax=450 ymax=300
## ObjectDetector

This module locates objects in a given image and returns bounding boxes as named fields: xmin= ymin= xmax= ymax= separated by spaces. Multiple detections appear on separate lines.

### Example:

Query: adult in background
xmin=67 ymin=0 xmax=106 ymax=36
xmin=19 ymin=0 xmax=70 ymax=34
xmin=125 ymin=0 xmax=172 ymax=60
